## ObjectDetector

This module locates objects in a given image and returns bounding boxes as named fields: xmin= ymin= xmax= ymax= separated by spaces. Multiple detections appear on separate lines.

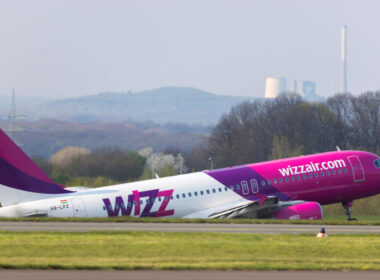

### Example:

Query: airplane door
xmin=241 ymin=181 xmax=249 ymax=194
xmin=250 ymin=179 xmax=259 ymax=194
xmin=347 ymin=155 xmax=365 ymax=183
xmin=71 ymin=197 xmax=88 ymax=217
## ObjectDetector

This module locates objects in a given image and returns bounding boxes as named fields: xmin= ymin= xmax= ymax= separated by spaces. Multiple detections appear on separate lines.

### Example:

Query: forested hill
xmin=0 ymin=119 xmax=208 ymax=158
xmin=33 ymin=87 xmax=252 ymax=124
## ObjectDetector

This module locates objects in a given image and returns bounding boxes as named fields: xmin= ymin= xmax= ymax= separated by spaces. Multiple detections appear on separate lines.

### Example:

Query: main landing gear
xmin=342 ymin=201 xmax=357 ymax=221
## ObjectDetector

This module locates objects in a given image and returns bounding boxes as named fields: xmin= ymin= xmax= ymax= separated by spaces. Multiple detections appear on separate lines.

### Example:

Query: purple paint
xmin=0 ymin=157 xmax=71 ymax=194
xmin=205 ymin=166 xmax=292 ymax=201
xmin=0 ymin=129 xmax=56 ymax=184
xmin=102 ymin=189 xmax=174 ymax=218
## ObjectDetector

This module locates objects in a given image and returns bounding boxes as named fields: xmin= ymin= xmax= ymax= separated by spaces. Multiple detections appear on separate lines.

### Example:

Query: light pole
xmin=208 ymin=157 xmax=213 ymax=170
xmin=180 ymin=155 xmax=183 ymax=174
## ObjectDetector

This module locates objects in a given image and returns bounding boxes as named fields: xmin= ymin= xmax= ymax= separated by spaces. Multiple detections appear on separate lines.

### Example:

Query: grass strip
xmin=0 ymin=231 xmax=380 ymax=270
xmin=0 ymin=215 xmax=379 ymax=225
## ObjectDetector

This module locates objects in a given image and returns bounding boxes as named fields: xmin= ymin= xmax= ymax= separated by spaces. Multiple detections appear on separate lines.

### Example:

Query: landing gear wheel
xmin=342 ymin=201 xmax=357 ymax=221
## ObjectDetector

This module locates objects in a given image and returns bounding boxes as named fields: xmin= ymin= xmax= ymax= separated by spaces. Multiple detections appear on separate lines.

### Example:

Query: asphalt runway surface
xmin=0 ymin=221 xmax=380 ymax=234
xmin=0 ymin=270 xmax=380 ymax=280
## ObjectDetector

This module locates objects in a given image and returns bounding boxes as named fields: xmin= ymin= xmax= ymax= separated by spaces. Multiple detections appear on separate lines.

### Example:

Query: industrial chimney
xmin=340 ymin=25 xmax=347 ymax=94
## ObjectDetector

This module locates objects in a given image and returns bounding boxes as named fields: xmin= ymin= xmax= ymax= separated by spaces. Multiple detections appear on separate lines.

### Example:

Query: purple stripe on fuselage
xmin=205 ymin=166 xmax=292 ymax=201
xmin=0 ymin=157 xmax=72 ymax=194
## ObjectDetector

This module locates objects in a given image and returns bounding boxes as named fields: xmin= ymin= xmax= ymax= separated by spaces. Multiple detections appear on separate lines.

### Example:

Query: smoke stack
xmin=340 ymin=25 xmax=347 ymax=94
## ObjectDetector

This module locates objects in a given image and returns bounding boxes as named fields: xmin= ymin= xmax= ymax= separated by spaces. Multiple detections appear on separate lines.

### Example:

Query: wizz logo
xmin=102 ymin=189 xmax=174 ymax=218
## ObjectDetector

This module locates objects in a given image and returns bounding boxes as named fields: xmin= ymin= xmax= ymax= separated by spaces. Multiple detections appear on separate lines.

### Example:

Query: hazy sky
xmin=0 ymin=0 xmax=379 ymax=98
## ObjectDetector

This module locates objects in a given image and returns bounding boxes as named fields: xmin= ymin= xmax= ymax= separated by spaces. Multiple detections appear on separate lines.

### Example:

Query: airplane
xmin=1 ymin=128 xmax=380 ymax=220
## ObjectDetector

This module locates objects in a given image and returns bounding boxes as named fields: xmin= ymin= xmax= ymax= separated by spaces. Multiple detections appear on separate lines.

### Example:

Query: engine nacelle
xmin=272 ymin=201 xmax=323 ymax=220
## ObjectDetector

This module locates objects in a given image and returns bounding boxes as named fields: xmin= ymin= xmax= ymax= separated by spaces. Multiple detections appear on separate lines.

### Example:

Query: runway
xmin=0 ymin=221 xmax=380 ymax=234
xmin=0 ymin=270 xmax=379 ymax=280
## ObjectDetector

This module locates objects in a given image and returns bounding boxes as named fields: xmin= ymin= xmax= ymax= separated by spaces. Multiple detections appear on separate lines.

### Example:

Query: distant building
xmin=264 ymin=77 xmax=287 ymax=98
xmin=291 ymin=80 xmax=316 ymax=98
xmin=265 ymin=77 xmax=322 ymax=102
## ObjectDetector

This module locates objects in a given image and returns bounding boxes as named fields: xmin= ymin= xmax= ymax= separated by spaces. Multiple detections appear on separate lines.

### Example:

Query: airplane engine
xmin=272 ymin=201 xmax=323 ymax=220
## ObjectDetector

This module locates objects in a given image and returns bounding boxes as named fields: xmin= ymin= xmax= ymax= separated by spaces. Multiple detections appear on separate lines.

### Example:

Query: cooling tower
xmin=265 ymin=77 xmax=287 ymax=98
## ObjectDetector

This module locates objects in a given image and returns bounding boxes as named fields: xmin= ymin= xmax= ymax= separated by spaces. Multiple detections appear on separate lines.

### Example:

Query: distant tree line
xmin=187 ymin=91 xmax=380 ymax=170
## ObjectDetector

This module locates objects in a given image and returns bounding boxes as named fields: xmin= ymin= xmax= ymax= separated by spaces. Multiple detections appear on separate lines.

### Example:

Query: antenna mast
xmin=5 ymin=89 xmax=24 ymax=146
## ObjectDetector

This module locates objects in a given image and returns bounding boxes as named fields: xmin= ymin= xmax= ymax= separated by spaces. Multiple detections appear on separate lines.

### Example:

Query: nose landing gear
xmin=342 ymin=201 xmax=357 ymax=221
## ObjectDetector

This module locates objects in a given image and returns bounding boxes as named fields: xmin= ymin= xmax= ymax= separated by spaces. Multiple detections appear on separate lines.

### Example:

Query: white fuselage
xmin=0 ymin=172 xmax=243 ymax=218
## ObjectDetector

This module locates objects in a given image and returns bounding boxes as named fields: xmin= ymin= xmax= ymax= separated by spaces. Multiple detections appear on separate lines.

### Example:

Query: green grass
xmin=0 ymin=216 xmax=380 ymax=225
xmin=1 ymin=231 xmax=380 ymax=270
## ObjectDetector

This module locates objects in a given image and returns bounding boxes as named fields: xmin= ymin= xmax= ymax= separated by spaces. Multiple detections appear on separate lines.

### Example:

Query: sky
xmin=0 ymin=0 xmax=379 ymax=98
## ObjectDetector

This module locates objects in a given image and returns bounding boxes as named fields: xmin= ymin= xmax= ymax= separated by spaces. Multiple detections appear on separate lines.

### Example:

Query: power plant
xmin=265 ymin=25 xmax=348 ymax=99
xmin=264 ymin=78 xmax=319 ymax=101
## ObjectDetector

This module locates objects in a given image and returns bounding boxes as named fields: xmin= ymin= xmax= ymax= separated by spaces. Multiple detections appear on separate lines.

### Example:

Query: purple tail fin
xmin=0 ymin=129 xmax=71 ymax=195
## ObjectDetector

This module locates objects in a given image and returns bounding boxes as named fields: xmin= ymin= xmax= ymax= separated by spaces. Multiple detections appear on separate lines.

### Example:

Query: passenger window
xmin=235 ymin=185 xmax=241 ymax=190
xmin=338 ymin=169 xmax=342 ymax=174
xmin=206 ymin=190 xmax=210 ymax=194
xmin=320 ymin=172 xmax=324 ymax=177
xmin=261 ymin=180 xmax=266 ymax=186
xmin=224 ymin=187 xmax=228 ymax=191
xmin=309 ymin=173 xmax=313 ymax=178
xmin=291 ymin=176 xmax=295 ymax=182
xmin=218 ymin=188 xmax=222 ymax=192
xmin=314 ymin=172 xmax=318 ymax=178
xmin=230 ymin=185 xmax=234 ymax=190
xmin=158 ymin=197 xmax=162 ymax=202
xmin=140 ymin=200 xmax=143 ymax=205
xmin=344 ymin=168 xmax=348 ymax=173
xmin=332 ymin=170 xmax=336 ymax=175
xmin=176 ymin=194 xmax=180 ymax=199
xmin=296 ymin=175 xmax=301 ymax=180
xmin=103 ymin=205 xmax=106 ymax=211
xmin=273 ymin=179 xmax=277 ymax=184
xmin=200 ymin=191 xmax=204 ymax=195
xmin=164 ymin=196 xmax=168 ymax=201
xmin=326 ymin=170 xmax=330 ymax=176
xmin=285 ymin=177 xmax=289 ymax=182
xmin=302 ymin=174 xmax=307 ymax=180
xmin=182 ymin=193 xmax=186 ymax=198
xmin=188 ymin=192 xmax=192 ymax=197
xmin=170 ymin=196 xmax=173 ymax=200
xmin=194 ymin=192 xmax=198 ymax=196
xmin=374 ymin=159 xmax=380 ymax=168
xmin=279 ymin=178 xmax=283 ymax=183
xmin=212 ymin=188 xmax=216 ymax=193
xmin=267 ymin=179 xmax=271 ymax=185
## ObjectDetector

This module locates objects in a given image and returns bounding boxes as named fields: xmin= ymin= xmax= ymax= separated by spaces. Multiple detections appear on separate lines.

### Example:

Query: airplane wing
xmin=208 ymin=196 xmax=279 ymax=219
xmin=183 ymin=197 xmax=322 ymax=220
xmin=182 ymin=196 xmax=279 ymax=219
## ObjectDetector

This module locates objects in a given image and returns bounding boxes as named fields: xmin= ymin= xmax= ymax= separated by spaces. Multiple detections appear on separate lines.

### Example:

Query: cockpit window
xmin=374 ymin=159 xmax=380 ymax=168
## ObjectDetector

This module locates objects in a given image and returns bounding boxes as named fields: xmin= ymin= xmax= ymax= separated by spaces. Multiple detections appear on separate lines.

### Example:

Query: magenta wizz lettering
xmin=102 ymin=189 xmax=174 ymax=217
